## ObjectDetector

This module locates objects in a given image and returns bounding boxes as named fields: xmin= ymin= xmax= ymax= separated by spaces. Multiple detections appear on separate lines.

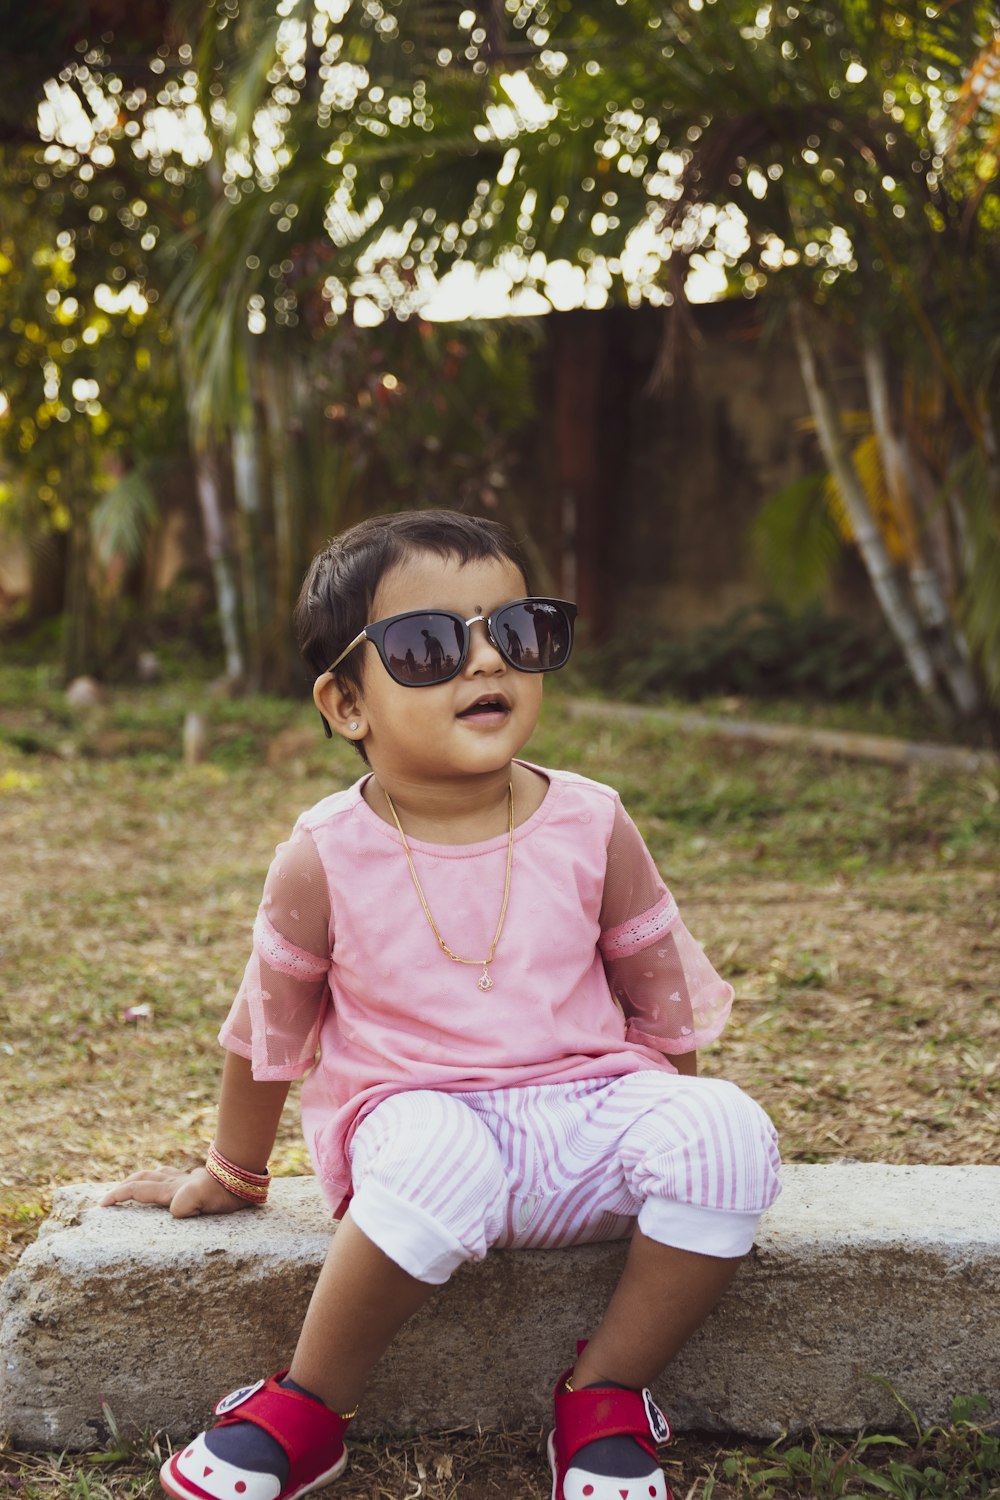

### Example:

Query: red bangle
xmin=205 ymin=1143 xmax=270 ymax=1204
xmin=209 ymin=1144 xmax=270 ymax=1184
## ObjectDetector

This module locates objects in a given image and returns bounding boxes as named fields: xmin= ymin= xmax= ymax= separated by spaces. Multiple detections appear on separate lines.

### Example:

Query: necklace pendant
xmin=477 ymin=969 xmax=494 ymax=992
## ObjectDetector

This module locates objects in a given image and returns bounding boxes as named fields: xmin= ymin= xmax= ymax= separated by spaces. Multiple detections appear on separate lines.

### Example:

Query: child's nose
xmin=466 ymin=619 xmax=505 ymax=672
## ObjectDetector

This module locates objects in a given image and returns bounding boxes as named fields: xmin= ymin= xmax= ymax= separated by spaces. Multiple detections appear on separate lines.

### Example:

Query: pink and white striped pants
xmin=347 ymin=1071 xmax=781 ymax=1284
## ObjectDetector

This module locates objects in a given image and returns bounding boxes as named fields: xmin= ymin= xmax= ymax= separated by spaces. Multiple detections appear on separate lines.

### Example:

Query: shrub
xmin=587 ymin=603 xmax=911 ymax=705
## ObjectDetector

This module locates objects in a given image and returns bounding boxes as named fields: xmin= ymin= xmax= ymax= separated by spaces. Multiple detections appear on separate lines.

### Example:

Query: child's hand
xmin=100 ymin=1166 xmax=252 ymax=1217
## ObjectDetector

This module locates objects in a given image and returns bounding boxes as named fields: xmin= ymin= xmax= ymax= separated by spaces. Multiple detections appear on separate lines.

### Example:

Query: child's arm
xmin=101 ymin=1053 xmax=290 ymax=1216
xmin=599 ymin=798 xmax=732 ymax=1064
xmin=671 ymin=1050 xmax=698 ymax=1076
xmin=103 ymin=822 xmax=333 ymax=1216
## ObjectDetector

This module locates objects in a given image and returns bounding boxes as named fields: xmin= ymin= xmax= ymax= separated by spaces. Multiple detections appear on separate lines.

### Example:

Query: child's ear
xmin=314 ymin=672 xmax=367 ymax=744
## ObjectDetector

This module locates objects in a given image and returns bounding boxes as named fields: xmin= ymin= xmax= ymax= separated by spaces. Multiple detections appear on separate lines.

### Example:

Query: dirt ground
xmin=0 ymin=678 xmax=998 ymax=1498
xmin=0 ymin=702 xmax=995 ymax=1278
xmin=1 ymin=685 xmax=998 ymax=1276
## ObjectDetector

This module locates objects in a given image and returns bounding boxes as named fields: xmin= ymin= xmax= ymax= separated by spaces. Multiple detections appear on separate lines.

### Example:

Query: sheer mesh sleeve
xmin=598 ymin=799 xmax=733 ymax=1054
xmin=218 ymin=825 xmax=332 ymax=1080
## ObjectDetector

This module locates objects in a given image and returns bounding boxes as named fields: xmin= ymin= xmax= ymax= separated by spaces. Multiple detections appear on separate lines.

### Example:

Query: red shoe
xmin=548 ymin=1367 xmax=673 ymax=1500
xmin=160 ymin=1373 xmax=351 ymax=1500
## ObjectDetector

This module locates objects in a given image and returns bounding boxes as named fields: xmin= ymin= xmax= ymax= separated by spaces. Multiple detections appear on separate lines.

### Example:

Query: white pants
xmin=347 ymin=1072 xmax=781 ymax=1284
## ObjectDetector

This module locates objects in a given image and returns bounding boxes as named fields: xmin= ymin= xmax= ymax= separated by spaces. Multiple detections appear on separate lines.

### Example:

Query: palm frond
xmin=751 ymin=471 xmax=844 ymax=608
xmin=90 ymin=469 xmax=159 ymax=565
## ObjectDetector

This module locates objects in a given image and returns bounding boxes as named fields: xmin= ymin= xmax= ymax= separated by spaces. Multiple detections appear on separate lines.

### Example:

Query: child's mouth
xmin=457 ymin=696 xmax=511 ymax=719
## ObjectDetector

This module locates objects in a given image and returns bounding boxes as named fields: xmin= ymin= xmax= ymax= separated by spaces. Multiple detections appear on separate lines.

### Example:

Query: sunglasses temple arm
xmin=325 ymin=629 xmax=367 ymax=677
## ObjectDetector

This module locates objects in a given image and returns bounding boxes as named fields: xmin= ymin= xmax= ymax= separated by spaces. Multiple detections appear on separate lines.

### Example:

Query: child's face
xmin=339 ymin=549 xmax=544 ymax=788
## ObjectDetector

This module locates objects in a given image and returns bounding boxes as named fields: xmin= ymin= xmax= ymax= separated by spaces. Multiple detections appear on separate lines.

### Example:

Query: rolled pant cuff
xmin=349 ymin=1176 xmax=471 ymax=1284
xmin=638 ymin=1195 xmax=763 ymax=1258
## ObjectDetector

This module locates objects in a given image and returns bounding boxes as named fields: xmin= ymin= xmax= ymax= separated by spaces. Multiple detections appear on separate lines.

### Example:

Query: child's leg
xmin=161 ymin=1220 xmax=430 ymax=1500
xmin=550 ymin=1238 xmax=741 ymax=1500
xmin=295 ymin=1087 xmax=515 ymax=1406
xmin=490 ymin=1072 xmax=779 ymax=1500
xmin=288 ymin=1211 xmax=436 ymax=1411
xmin=163 ymin=1091 xmax=511 ymax=1500
xmin=570 ymin=1233 xmax=741 ymax=1390
xmin=296 ymin=1086 xmax=515 ymax=1407
xmin=572 ymin=1072 xmax=780 ymax=1387
xmin=286 ymin=1089 xmax=515 ymax=1405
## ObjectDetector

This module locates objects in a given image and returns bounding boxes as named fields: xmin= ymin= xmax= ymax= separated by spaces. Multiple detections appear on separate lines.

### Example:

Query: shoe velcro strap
xmin=214 ymin=1374 xmax=349 ymax=1459
xmin=554 ymin=1384 xmax=665 ymax=1466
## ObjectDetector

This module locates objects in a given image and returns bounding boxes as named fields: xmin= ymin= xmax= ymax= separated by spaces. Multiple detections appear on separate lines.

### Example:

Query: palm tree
xmin=169 ymin=0 xmax=998 ymax=712
xmin=635 ymin=2 xmax=998 ymax=718
xmin=16 ymin=0 xmax=998 ymax=708
xmin=150 ymin=0 xmax=525 ymax=686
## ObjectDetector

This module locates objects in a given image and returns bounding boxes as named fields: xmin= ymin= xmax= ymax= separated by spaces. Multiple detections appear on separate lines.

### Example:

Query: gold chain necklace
xmin=382 ymin=783 xmax=514 ymax=992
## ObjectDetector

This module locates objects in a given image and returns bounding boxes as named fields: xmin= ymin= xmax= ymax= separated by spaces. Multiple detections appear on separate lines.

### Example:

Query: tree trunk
xmin=230 ymin=407 xmax=271 ymax=692
xmin=550 ymin=311 xmax=612 ymax=639
xmin=978 ymin=397 xmax=1000 ymax=501
xmin=62 ymin=432 xmax=94 ymax=681
xmin=900 ymin=428 xmax=958 ymax=600
xmin=191 ymin=439 xmax=244 ymax=683
xmin=62 ymin=508 xmax=94 ymax=682
xmin=958 ymin=404 xmax=1000 ymax=706
xmin=862 ymin=339 xmax=981 ymax=717
xmin=27 ymin=531 xmax=67 ymax=625
xmin=259 ymin=352 xmax=301 ymax=692
xmin=790 ymin=302 xmax=948 ymax=717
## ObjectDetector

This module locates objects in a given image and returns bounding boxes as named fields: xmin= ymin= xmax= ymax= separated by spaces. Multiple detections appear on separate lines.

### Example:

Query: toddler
xmin=104 ymin=509 xmax=781 ymax=1500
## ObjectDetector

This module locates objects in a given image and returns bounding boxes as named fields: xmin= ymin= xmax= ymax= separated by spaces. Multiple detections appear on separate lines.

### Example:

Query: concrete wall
xmin=2 ymin=1165 xmax=998 ymax=1452
xmin=2 ymin=305 xmax=873 ymax=654
xmin=529 ymin=303 xmax=873 ymax=644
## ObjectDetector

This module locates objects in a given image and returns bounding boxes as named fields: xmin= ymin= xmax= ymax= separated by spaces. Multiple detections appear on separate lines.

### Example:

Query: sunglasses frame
xmin=325 ymin=596 xmax=578 ymax=688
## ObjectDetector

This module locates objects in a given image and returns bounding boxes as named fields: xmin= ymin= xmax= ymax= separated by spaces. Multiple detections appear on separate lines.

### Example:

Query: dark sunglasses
xmin=326 ymin=597 xmax=577 ymax=688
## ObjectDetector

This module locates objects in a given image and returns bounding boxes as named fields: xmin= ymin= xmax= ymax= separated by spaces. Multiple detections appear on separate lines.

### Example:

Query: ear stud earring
xmin=349 ymin=721 xmax=359 ymax=732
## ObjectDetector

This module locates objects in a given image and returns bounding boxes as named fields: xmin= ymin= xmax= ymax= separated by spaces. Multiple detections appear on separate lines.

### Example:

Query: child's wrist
xmin=204 ymin=1142 xmax=271 ymax=1205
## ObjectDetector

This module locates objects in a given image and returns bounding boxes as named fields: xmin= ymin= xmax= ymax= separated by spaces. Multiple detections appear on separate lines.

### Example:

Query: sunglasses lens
xmin=382 ymin=613 xmax=465 ymax=684
xmin=495 ymin=601 xmax=573 ymax=671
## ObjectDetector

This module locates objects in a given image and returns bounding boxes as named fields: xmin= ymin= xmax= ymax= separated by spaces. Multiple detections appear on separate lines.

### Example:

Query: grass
xmin=563 ymin=662 xmax=999 ymax=751
xmin=3 ymin=1401 xmax=999 ymax=1499
xmin=0 ymin=662 xmax=998 ymax=1497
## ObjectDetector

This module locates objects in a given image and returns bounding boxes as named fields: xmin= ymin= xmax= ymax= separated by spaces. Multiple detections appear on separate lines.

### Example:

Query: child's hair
xmin=295 ymin=507 xmax=533 ymax=702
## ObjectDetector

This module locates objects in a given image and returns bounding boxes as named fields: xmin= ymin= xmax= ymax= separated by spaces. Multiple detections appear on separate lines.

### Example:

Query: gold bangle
xmin=205 ymin=1154 xmax=269 ymax=1204
xmin=208 ymin=1142 xmax=271 ymax=1186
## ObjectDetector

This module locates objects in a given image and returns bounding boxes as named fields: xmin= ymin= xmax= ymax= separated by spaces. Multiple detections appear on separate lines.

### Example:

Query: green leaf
xmin=89 ymin=470 xmax=158 ymax=565
xmin=751 ymin=471 xmax=844 ymax=608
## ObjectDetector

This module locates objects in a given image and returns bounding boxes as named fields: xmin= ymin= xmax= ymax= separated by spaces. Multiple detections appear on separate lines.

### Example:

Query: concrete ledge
xmin=2 ymin=1165 xmax=998 ymax=1450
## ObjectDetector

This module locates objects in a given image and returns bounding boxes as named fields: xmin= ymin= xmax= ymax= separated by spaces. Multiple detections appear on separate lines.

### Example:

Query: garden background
xmin=1 ymin=3 xmax=999 ymax=1497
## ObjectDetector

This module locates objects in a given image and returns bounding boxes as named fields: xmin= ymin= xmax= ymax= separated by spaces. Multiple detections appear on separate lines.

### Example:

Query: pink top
xmin=219 ymin=763 xmax=734 ymax=1211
